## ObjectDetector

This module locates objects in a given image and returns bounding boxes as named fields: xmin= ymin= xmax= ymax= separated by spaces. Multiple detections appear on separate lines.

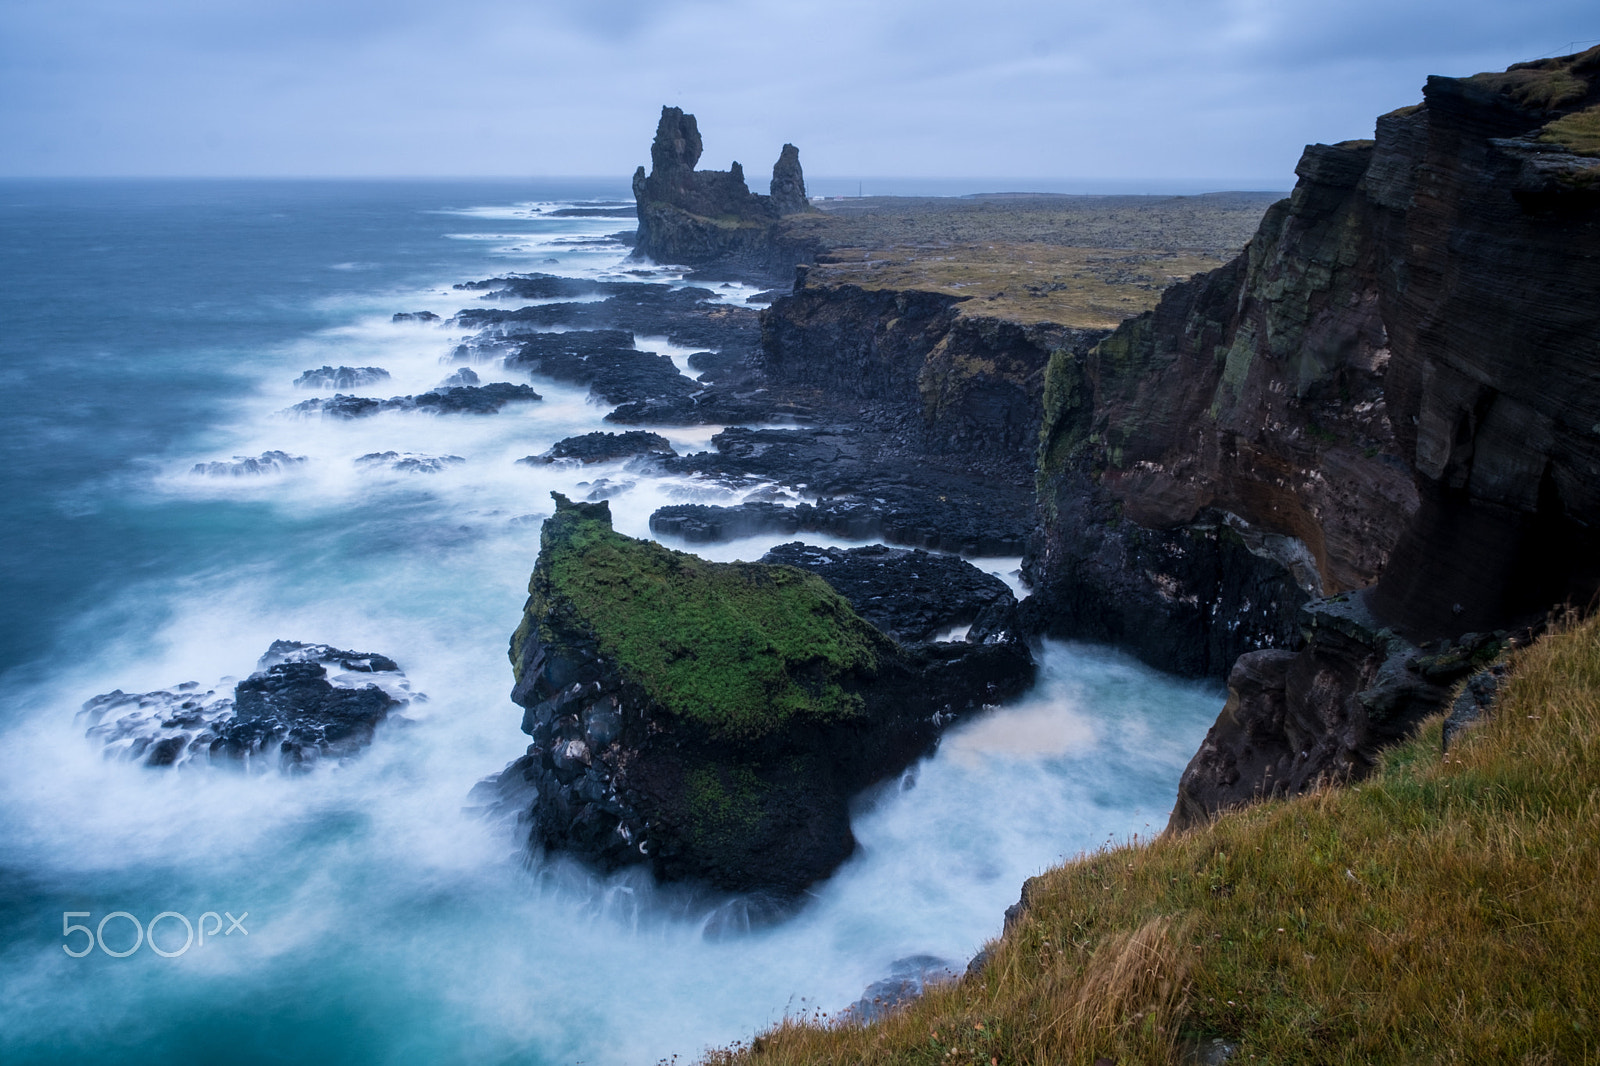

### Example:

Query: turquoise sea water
xmin=0 ymin=179 xmax=1222 ymax=1064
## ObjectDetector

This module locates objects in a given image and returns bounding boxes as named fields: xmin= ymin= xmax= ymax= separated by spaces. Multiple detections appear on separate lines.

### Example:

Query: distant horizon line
xmin=0 ymin=173 xmax=1296 ymax=184
xmin=0 ymin=173 xmax=1295 ymax=195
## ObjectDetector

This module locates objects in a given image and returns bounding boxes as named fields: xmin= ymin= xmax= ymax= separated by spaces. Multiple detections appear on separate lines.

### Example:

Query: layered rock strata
xmin=1021 ymin=47 xmax=1600 ymax=827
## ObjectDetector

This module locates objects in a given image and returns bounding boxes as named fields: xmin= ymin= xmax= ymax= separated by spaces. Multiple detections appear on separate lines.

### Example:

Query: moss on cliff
xmin=533 ymin=495 xmax=891 ymax=742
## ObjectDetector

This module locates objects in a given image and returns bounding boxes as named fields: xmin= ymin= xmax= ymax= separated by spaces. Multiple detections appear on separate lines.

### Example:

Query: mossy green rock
xmin=501 ymin=494 xmax=1033 ymax=894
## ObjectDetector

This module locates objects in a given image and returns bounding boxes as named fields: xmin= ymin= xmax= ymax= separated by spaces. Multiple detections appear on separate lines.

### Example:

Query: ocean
xmin=0 ymin=178 xmax=1222 ymax=1065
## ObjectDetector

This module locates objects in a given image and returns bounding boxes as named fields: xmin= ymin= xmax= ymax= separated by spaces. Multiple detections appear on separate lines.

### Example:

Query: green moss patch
xmin=536 ymin=496 xmax=891 ymax=742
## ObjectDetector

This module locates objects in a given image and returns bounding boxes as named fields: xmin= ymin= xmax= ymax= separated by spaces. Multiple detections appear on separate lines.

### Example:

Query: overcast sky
xmin=2 ymin=0 xmax=1594 ymax=186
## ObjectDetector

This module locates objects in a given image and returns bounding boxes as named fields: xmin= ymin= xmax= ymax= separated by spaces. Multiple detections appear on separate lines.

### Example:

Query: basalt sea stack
xmin=631 ymin=105 xmax=817 ymax=279
xmin=498 ymin=494 xmax=1032 ymax=894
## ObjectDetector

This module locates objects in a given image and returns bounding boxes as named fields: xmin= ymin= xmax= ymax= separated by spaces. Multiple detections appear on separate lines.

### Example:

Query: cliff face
xmin=631 ymin=106 xmax=816 ymax=278
xmin=1026 ymin=48 xmax=1600 ymax=825
xmin=762 ymin=274 xmax=1107 ymax=476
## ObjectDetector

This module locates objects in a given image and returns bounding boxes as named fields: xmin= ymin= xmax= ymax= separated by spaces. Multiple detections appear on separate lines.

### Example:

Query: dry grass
xmin=801 ymin=244 xmax=1222 ymax=329
xmin=703 ymin=613 xmax=1600 ymax=1065
xmin=1541 ymin=105 xmax=1600 ymax=157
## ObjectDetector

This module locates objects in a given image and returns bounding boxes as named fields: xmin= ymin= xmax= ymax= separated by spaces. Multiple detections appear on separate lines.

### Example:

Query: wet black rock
xmin=438 ymin=367 xmax=480 ymax=388
xmin=759 ymin=542 xmax=1020 ymax=644
xmin=456 ymin=273 xmax=621 ymax=300
xmin=455 ymin=282 xmax=761 ymax=355
xmin=287 ymin=393 xmax=384 ymax=419
xmin=649 ymin=428 xmax=1033 ymax=555
xmin=80 ymin=641 xmax=416 ymax=772
xmin=391 ymin=311 xmax=440 ymax=323
xmin=1443 ymin=661 xmax=1509 ymax=750
xmin=503 ymin=330 xmax=692 ymax=406
xmin=606 ymin=392 xmax=810 ymax=427
xmin=356 ymin=451 xmax=466 ymax=474
xmin=190 ymin=451 xmax=306 ymax=477
xmin=294 ymin=365 xmax=392 ymax=389
xmin=288 ymin=383 xmax=541 ymax=418
xmin=412 ymin=382 xmax=541 ymax=414
xmin=519 ymin=431 xmax=676 ymax=465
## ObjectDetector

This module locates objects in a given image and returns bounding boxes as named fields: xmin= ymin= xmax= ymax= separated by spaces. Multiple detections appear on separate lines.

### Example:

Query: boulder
xmin=79 ymin=641 xmax=416 ymax=772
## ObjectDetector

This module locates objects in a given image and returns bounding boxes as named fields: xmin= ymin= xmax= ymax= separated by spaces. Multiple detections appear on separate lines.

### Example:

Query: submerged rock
xmin=356 ymin=451 xmax=465 ymax=474
xmin=294 ymin=365 xmax=392 ymax=389
xmin=843 ymin=955 xmax=958 ymax=1023
xmin=80 ymin=640 xmax=416 ymax=772
xmin=190 ymin=451 xmax=306 ymax=477
xmin=495 ymin=494 xmax=1033 ymax=894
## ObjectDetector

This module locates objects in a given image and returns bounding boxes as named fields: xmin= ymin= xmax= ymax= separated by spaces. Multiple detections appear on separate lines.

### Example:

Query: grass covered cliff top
xmin=799 ymin=244 xmax=1222 ymax=329
xmin=532 ymin=494 xmax=893 ymax=743
xmin=773 ymin=192 xmax=1278 ymax=330
xmin=708 ymin=613 xmax=1600 ymax=1063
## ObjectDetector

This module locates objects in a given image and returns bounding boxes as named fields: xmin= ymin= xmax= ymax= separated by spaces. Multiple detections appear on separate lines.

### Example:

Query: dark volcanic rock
xmin=762 ymin=282 xmax=1106 ymax=476
xmin=287 ymin=394 xmax=384 ymax=419
xmin=759 ymin=542 xmax=1021 ymax=645
xmin=437 ymin=367 xmax=480 ymax=388
xmin=356 ymin=451 xmax=466 ymax=474
xmin=456 ymin=283 xmax=763 ymax=355
xmin=630 ymin=106 xmax=817 ymax=280
xmin=190 ymin=450 xmax=306 ymax=477
xmin=503 ymin=330 xmax=693 ymax=406
xmin=288 ymin=383 xmax=541 ymax=418
xmin=391 ymin=311 xmax=440 ymax=323
xmin=519 ymin=431 xmax=676 ymax=465
xmin=412 ymin=382 xmax=541 ymax=414
xmin=80 ymin=641 xmax=416 ymax=772
xmin=294 ymin=365 xmax=391 ymax=389
xmin=1024 ymin=48 xmax=1600 ymax=827
xmin=650 ymin=427 xmax=1033 ymax=555
xmin=1167 ymin=593 xmax=1464 ymax=831
xmin=496 ymin=494 xmax=1033 ymax=894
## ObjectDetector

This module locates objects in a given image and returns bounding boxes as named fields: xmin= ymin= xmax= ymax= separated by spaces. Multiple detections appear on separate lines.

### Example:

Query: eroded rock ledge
xmin=495 ymin=494 xmax=1033 ymax=893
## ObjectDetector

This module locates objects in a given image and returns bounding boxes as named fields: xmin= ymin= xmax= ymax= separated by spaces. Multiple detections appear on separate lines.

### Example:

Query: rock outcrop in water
xmin=631 ymin=106 xmax=817 ymax=279
xmin=495 ymin=494 xmax=1033 ymax=893
xmin=1022 ymin=47 xmax=1600 ymax=829
xmin=81 ymin=641 xmax=416 ymax=771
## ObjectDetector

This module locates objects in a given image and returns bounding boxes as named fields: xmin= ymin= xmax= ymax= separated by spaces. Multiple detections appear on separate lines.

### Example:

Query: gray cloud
xmin=1 ymin=0 xmax=1593 ymax=184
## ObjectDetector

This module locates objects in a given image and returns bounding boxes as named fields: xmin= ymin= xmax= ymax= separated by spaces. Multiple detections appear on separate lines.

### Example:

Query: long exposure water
xmin=0 ymin=178 xmax=1223 ymax=1064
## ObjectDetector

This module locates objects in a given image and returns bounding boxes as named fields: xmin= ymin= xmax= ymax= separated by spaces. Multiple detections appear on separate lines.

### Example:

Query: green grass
xmin=1540 ymin=105 xmax=1600 ymax=157
xmin=706 ymin=613 xmax=1600 ymax=1064
xmin=535 ymin=499 xmax=892 ymax=743
xmin=1468 ymin=46 xmax=1599 ymax=111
